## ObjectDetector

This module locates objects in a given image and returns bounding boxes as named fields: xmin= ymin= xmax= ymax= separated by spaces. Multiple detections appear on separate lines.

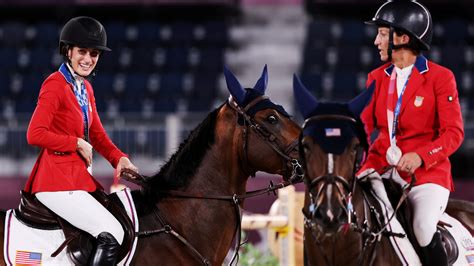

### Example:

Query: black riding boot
xmin=90 ymin=232 xmax=120 ymax=266
xmin=420 ymin=232 xmax=448 ymax=266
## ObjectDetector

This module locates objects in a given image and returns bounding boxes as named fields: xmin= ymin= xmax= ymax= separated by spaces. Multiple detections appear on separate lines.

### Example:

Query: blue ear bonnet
xmin=293 ymin=73 xmax=373 ymax=155
xmin=303 ymin=103 xmax=364 ymax=155
xmin=242 ymin=89 xmax=290 ymax=118
xmin=224 ymin=65 xmax=289 ymax=117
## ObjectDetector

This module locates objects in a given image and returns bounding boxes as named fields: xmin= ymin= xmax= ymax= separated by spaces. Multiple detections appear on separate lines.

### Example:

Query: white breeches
xmin=407 ymin=183 xmax=449 ymax=247
xmin=359 ymin=169 xmax=450 ymax=248
xmin=36 ymin=190 xmax=124 ymax=245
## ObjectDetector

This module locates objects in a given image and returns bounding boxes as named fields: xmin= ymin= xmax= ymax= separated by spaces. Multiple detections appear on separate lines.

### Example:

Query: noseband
xmin=301 ymin=113 xmax=417 ymax=265
xmin=306 ymin=174 xmax=351 ymax=203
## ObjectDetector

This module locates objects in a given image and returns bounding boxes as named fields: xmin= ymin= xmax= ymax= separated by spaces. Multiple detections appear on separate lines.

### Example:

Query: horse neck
xmin=135 ymin=106 xmax=251 ymax=264
xmin=184 ymin=105 xmax=250 ymax=195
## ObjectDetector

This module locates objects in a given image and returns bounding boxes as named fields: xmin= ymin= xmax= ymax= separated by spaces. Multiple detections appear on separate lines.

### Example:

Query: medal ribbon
xmin=387 ymin=68 xmax=411 ymax=147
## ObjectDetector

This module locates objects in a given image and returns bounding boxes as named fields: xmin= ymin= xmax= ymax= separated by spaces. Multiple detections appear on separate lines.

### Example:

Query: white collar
xmin=395 ymin=64 xmax=414 ymax=78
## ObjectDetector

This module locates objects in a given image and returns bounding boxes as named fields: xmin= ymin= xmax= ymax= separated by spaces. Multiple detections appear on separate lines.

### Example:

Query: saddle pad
xmin=3 ymin=188 xmax=139 ymax=266
xmin=439 ymin=212 xmax=474 ymax=265
xmin=373 ymin=178 xmax=474 ymax=266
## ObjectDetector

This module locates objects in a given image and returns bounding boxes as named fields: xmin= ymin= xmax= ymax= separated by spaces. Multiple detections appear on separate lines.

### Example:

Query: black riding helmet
xmin=366 ymin=0 xmax=432 ymax=59
xmin=59 ymin=16 xmax=111 ymax=56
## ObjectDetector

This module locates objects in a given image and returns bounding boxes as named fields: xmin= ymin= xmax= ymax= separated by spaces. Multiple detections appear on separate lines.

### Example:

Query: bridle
xmin=300 ymin=114 xmax=361 ymax=226
xmin=227 ymin=96 xmax=302 ymax=180
xmin=122 ymin=96 xmax=303 ymax=266
xmin=301 ymin=115 xmax=415 ymax=265
xmin=301 ymin=114 xmax=366 ymax=265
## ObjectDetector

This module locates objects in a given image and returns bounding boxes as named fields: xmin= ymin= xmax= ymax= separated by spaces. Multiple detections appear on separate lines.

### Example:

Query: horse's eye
xmin=266 ymin=115 xmax=278 ymax=124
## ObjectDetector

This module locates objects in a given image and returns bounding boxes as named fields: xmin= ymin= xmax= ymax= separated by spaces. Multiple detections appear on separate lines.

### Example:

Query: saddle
xmin=15 ymin=190 xmax=135 ymax=265
xmin=382 ymin=179 xmax=459 ymax=264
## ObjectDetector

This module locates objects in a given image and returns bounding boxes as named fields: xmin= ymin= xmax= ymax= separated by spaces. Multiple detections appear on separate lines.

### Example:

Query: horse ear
xmin=293 ymin=74 xmax=318 ymax=119
xmin=253 ymin=64 xmax=268 ymax=95
xmin=348 ymin=80 xmax=375 ymax=117
xmin=224 ymin=65 xmax=246 ymax=105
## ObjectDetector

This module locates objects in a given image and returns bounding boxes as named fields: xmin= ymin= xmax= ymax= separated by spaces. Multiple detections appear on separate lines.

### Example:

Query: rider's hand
xmin=116 ymin=157 xmax=139 ymax=179
xmin=76 ymin=138 xmax=92 ymax=166
xmin=397 ymin=152 xmax=423 ymax=174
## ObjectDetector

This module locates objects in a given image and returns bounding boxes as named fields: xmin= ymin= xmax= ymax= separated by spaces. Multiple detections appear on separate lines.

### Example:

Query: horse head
xmin=293 ymin=74 xmax=374 ymax=235
xmin=223 ymin=65 xmax=302 ymax=180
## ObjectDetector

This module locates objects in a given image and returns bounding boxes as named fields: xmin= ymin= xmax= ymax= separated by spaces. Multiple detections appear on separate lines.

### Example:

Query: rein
xmin=301 ymin=114 xmax=416 ymax=265
xmin=121 ymin=168 xmax=302 ymax=266
xmin=303 ymin=165 xmax=416 ymax=266
xmin=356 ymin=166 xmax=417 ymax=237
xmin=120 ymin=98 xmax=303 ymax=265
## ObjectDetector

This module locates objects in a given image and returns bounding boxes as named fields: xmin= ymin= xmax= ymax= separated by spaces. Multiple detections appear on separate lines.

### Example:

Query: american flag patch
xmin=15 ymin=250 xmax=42 ymax=265
xmin=325 ymin=128 xmax=341 ymax=137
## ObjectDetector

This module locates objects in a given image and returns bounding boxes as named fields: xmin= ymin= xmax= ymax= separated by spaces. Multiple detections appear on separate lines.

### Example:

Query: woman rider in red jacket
xmin=358 ymin=1 xmax=464 ymax=265
xmin=26 ymin=16 xmax=139 ymax=265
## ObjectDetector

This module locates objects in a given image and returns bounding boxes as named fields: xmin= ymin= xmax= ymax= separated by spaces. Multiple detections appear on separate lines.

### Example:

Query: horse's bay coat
xmin=359 ymin=55 xmax=464 ymax=191
xmin=25 ymin=71 xmax=125 ymax=193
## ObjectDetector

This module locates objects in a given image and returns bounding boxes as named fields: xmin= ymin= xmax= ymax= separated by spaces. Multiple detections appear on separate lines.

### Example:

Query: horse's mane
xmin=138 ymin=104 xmax=223 ymax=203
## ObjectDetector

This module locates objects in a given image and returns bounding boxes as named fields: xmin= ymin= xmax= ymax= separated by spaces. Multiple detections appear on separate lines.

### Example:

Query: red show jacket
xmin=359 ymin=56 xmax=464 ymax=191
xmin=25 ymin=67 xmax=126 ymax=193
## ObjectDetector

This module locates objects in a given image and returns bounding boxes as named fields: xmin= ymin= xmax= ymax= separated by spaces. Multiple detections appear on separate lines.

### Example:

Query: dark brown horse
xmin=0 ymin=66 xmax=301 ymax=265
xmin=293 ymin=75 xmax=474 ymax=266
xmin=293 ymin=75 xmax=400 ymax=266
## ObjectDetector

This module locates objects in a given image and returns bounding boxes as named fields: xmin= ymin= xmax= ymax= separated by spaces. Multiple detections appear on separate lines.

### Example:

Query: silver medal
xmin=386 ymin=145 xmax=402 ymax=165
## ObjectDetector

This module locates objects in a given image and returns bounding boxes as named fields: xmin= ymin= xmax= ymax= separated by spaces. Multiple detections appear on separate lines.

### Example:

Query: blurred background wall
xmin=0 ymin=0 xmax=473 ymax=213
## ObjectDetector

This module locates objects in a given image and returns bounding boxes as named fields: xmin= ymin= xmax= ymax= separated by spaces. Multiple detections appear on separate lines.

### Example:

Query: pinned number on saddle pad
xmin=462 ymin=237 xmax=474 ymax=264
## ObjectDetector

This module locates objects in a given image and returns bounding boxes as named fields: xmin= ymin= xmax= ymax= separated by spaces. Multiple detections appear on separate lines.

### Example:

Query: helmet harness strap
xmin=386 ymin=26 xmax=412 ymax=62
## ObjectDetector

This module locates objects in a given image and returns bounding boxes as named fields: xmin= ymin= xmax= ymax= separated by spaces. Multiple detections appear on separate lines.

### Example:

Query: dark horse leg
xmin=1 ymin=210 xmax=6 ymax=266
xmin=445 ymin=198 xmax=474 ymax=236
